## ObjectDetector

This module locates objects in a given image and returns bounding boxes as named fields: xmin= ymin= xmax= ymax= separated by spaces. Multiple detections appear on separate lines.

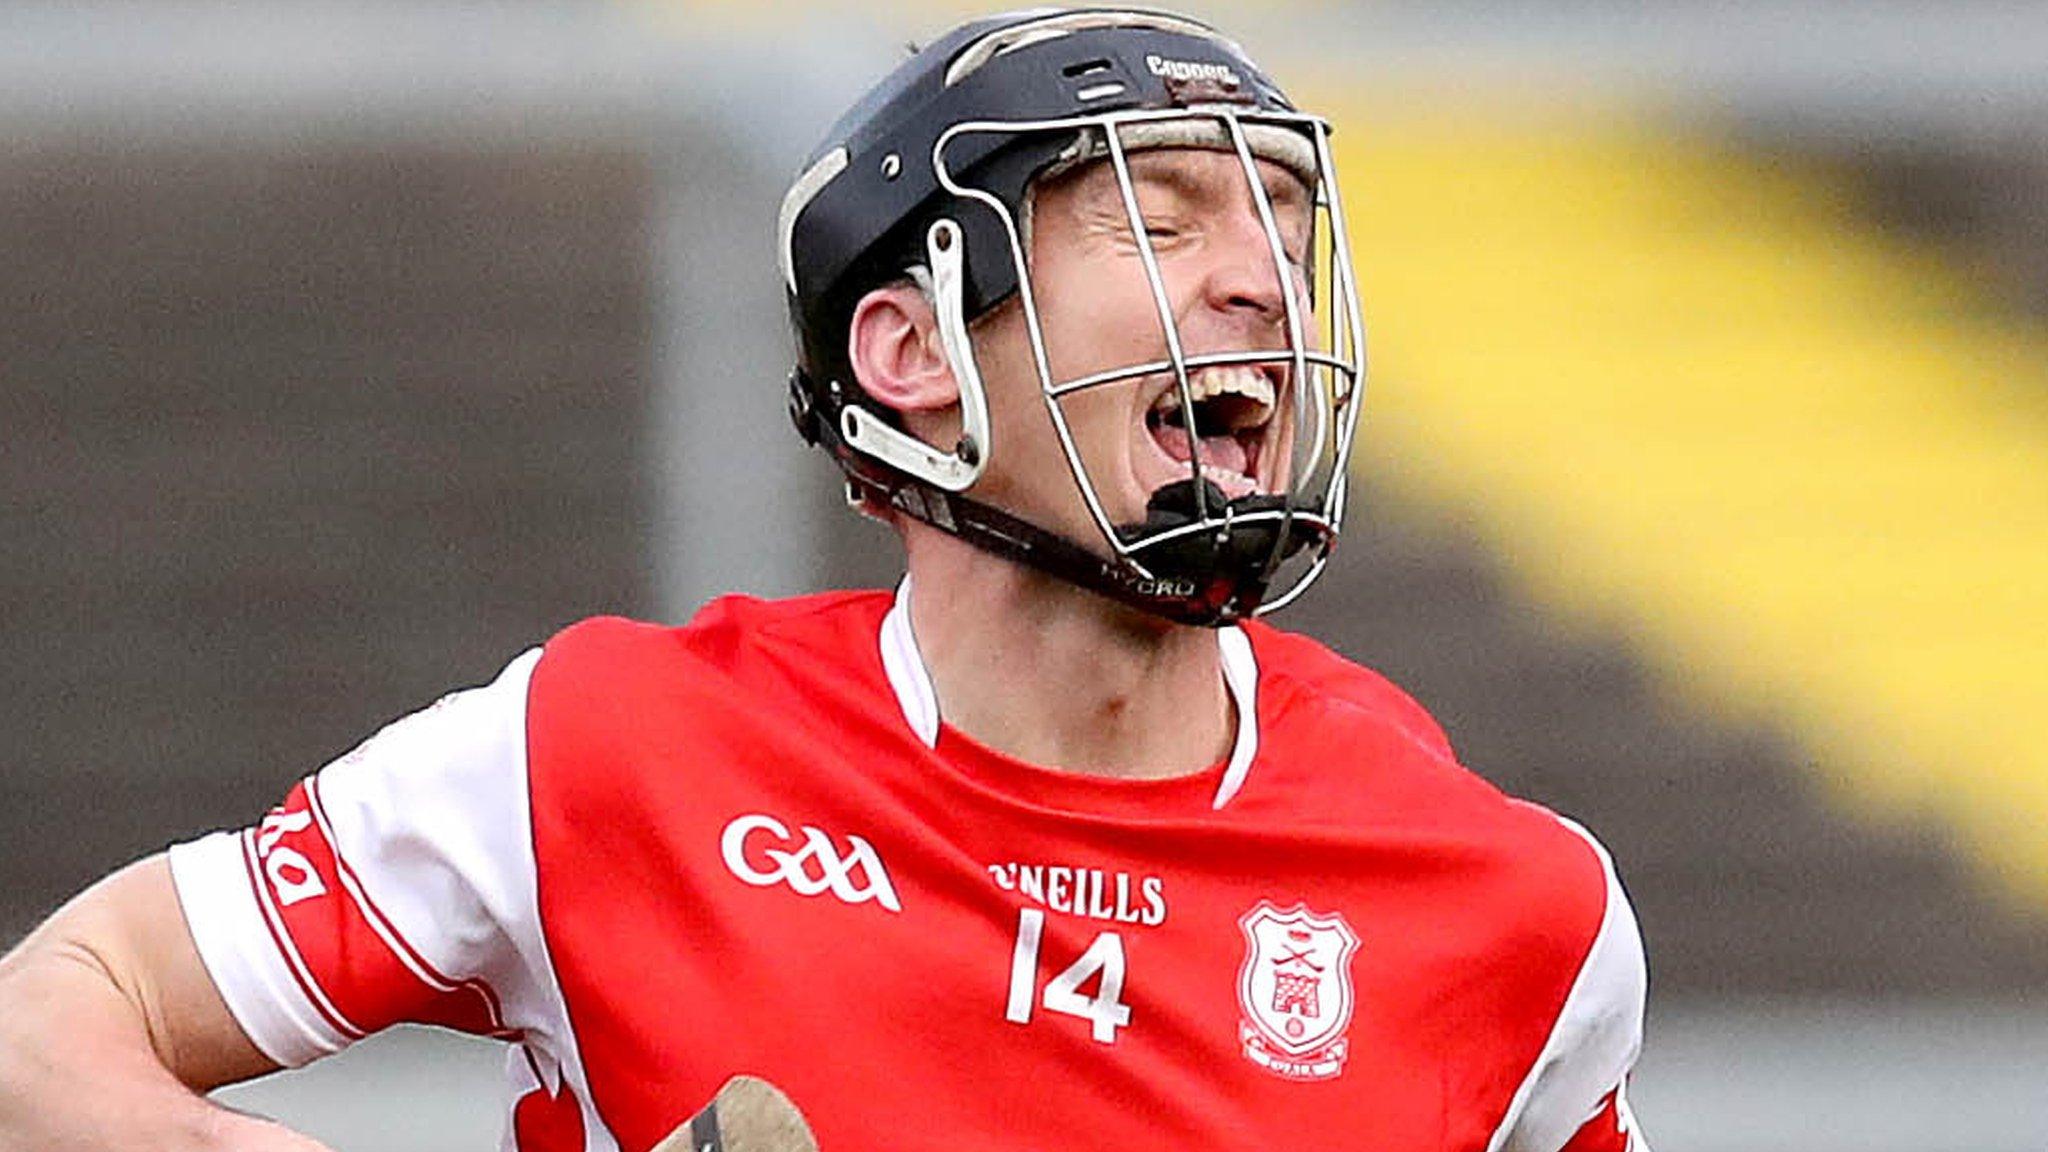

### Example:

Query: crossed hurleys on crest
xmin=1269 ymin=930 xmax=1326 ymax=1028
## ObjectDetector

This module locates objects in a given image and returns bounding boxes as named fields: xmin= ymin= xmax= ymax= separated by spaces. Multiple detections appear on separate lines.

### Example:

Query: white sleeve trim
xmin=1487 ymin=817 xmax=1650 ymax=1152
xmin=167 ymin=830 xmax=350 ymax=1068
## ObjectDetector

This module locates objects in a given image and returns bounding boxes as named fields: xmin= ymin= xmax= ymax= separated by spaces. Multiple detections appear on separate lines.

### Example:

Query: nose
xmin=1199 ymin=207 xmax=1296 ymax=327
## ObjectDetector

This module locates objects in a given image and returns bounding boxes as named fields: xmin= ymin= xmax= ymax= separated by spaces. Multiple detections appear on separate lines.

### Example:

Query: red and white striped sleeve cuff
xmin=168 ymin=828 xmax=353 ymax=1067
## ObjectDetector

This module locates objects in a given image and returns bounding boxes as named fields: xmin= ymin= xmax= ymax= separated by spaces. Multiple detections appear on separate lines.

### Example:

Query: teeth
xmin=1150 ymin=366 xmax=1276 ymax=424
xmin=1200 ymin=461 xmax=1258 ymax=498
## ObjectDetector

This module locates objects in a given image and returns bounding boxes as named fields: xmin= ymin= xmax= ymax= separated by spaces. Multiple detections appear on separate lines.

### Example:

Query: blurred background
xmin=3 ymin=1 xmax=2046 ymax=1148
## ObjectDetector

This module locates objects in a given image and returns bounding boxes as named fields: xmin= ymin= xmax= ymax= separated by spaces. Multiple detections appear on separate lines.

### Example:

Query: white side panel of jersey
xmin=169 ymin=648 xmax=623 ymax=1152
xmin=1487 ymin=817 xmax=1650 ymax=1152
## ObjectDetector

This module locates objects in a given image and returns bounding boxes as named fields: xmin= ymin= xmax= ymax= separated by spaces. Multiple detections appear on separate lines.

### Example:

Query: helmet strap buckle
xmin=837 ymin=218 xmax=993 ymax=494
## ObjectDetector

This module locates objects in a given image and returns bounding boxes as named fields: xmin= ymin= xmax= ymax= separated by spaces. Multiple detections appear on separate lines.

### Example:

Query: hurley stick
xmin=650 ymin=1075 xmax=820 ymax=1152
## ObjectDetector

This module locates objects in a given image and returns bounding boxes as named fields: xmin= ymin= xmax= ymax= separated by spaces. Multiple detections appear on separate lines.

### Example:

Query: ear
xmin=848 ymin=281 xmax=960 ymax=416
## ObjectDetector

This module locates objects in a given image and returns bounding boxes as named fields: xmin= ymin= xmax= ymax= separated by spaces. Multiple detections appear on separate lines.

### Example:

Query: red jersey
xmin=171 ymin=587 xmax=1647 ymax=1151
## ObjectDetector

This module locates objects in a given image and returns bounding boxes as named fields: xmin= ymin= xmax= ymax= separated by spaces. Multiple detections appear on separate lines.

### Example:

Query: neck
xmin=902 ymin=525 xmax=1234 ymax=779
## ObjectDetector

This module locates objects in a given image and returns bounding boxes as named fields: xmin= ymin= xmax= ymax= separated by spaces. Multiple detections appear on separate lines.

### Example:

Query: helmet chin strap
xmin=883 ymin=478 xmax=1241 ymax=625
xmin=865 ymin=469 xmax=1328 ymax=627
xmin=836 ymin=220 xmax=993 ymax=493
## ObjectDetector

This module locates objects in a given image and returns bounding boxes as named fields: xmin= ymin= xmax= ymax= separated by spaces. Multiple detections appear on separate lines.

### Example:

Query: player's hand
xmin=205 ymin=1109 xmax=341 ymax=1152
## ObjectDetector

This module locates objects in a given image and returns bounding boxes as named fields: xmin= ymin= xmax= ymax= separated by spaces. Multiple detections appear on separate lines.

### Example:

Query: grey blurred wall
xmin=0 ymin=140 xmax=655 ymax=932
xmin=0 ymin=2 xmax=882 ymax=937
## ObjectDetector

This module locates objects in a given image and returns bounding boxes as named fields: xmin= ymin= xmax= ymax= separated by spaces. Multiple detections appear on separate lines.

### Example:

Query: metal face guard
xmin=929 ymin=106 xmax=1368 ymax=619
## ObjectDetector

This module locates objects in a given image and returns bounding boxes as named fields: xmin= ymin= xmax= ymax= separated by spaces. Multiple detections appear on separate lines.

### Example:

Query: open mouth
xmin=1143 ymin=364 xmax=1277 ymax=500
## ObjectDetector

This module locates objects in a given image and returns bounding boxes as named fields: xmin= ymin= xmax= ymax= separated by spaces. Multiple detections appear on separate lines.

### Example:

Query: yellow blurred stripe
xmin=1326 ymin=94 xmax=2048 ymax=906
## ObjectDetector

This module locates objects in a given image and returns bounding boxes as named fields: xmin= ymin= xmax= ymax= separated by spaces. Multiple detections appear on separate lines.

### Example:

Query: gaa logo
xmin=254 ymin=806 xmax=328 ymax=908
xmin=719 ymin=813 xmax=902 ymax=913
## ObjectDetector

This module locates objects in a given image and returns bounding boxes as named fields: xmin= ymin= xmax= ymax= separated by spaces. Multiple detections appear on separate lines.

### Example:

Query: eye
xmin=1280 ymin=221 xmax=1312 ymax=266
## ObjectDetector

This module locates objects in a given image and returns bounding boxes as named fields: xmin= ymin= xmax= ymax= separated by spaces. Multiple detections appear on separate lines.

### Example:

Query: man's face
xmin=966 ymin=145 xmax=1315 ymax=550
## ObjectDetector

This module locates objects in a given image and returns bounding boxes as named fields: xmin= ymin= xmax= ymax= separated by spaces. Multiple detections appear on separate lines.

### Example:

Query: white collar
xmin=878 ymin=577 xmax=1262 ymax=809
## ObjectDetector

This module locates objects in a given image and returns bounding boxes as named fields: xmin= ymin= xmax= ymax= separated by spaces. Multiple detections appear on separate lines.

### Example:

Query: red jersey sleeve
xmin=166 ymin=650 xmax=541 ymax=1066
xmin=1491 ymin=816 xmax=1651 ymax=1152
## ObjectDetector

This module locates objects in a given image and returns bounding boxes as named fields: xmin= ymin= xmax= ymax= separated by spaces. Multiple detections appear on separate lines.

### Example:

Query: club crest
xmin=1236 ymin=901 xmax=1361 ymax=1080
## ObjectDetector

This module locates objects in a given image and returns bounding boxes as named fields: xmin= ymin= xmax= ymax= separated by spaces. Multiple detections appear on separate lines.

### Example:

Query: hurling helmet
xmin=780 ymin=7 xmax=1367 ymax=625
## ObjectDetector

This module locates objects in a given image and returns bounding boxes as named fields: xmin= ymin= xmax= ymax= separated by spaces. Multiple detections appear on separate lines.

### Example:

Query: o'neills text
xmin=987 ymin=862 xmax=1167 ymax=926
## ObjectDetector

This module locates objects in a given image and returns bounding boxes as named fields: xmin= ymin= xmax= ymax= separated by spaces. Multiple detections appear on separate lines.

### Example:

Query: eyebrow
xmin=1124 ymin=153 xmax=1310 ymax=215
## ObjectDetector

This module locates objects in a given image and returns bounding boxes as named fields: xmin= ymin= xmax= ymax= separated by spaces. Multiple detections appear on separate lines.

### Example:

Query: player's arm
xmin=0 ymin=854 xmax=333 ymax=1152
xmin=1 ymin=644 xmax=545 ymax=1152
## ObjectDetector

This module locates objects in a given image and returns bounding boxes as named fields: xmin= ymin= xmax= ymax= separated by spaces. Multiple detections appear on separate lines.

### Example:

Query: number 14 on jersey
xmin=1003 ymin=908 xmax=1133 ymax=1043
